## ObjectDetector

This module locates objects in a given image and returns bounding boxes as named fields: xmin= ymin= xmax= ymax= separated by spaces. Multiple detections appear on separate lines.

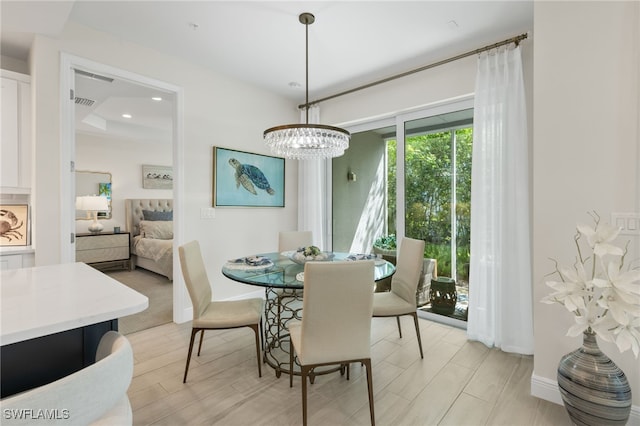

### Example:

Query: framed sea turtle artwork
xmin=213 ymin=147 xmax=285 ymax=207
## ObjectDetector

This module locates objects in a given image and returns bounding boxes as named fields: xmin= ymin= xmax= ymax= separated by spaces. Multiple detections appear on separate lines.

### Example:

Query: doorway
xmin=60 ymin=53 xmax=188 ymax=326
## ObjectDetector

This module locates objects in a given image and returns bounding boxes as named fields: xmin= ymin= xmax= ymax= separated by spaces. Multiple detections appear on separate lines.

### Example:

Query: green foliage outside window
xmin=385 ymin=128 xmax=472 ymax=281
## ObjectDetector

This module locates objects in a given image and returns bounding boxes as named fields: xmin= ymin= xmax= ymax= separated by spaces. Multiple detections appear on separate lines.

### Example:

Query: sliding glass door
xmin=332 ymin=99 xmax=473 ymax=322
xmin=403 ymin=109 xmax=473 ymax=284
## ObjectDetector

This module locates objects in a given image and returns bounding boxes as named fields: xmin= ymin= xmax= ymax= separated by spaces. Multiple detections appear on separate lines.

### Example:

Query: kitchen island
xmin=0 ymin=262 xmax=148 ymax=397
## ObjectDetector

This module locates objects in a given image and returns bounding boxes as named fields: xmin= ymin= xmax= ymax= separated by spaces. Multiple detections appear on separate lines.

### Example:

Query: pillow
xmin=139 ymin=220 xmax=173 ymax=240
xmin=142 ymin=209 xmax=173 ymax=221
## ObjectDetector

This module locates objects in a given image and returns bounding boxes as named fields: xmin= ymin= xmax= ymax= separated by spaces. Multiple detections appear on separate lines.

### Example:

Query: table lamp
xmin=76 ymin=195 xmax=109 ymax=233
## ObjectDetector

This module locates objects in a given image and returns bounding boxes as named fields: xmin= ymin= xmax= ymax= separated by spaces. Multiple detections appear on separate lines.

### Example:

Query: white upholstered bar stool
xmin=0 ymin=331 xmax=134 ymax=425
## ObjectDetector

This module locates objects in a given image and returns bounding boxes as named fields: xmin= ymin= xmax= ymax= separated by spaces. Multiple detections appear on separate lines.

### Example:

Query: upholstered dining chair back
xmin=391 ymin=237 xmax=426 ymax=307
xmin=178 ymin=240 xmax=264 ymax=383
xmin=179 ymin=240 xmax=212 ymax=320
xmin=289 ymin=260 xmax=376 ymax=425
xmin=299 ymin=260 xmax=375 ymax=365
xmin=278 ymin=230 xmax=313 ymax=252
xmin=0 ymin=331 xmax=134 ymax=425
xmin=372 ymin=237 xmax=426 ymax=359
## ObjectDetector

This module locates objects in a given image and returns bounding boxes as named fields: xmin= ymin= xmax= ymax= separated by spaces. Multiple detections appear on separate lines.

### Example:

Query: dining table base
xmin=263 ymin=287 xmax=342 ymax=380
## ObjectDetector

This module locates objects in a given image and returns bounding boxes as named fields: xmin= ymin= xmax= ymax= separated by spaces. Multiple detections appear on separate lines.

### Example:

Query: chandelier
xmin=264 ymin=13 xmax=350 ymax=160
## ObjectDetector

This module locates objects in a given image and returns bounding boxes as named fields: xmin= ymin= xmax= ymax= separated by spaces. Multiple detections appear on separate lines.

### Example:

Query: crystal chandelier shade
xmin=263 ymin=12 xmax=350 ymax=160
xmin=264 ymin=124 xmax=349 ymax=160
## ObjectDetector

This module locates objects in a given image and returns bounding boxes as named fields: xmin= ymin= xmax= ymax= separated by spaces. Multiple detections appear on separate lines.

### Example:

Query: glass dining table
xmin=222 ymin=251 xmax=395 ymax=378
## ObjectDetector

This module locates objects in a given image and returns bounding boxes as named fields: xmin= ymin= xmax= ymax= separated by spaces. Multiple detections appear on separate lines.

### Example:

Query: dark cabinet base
xmin=0 ymin=319 xmax=118 ymax=398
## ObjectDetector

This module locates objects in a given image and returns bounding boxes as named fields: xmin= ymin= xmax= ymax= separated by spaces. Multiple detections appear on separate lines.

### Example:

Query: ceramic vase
xmin=429 ymin=277 xmax=457 ymax=315
xmin=557 ymin=331 xmax=631 ymax=426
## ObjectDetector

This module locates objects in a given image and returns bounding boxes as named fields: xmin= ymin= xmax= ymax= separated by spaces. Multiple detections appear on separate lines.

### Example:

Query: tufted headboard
xmin=125 ymin=199 xmax=173 ymax=237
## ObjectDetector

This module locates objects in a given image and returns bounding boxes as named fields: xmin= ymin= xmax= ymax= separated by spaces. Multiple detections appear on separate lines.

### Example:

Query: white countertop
xmin=1 ymin=262 xmax=148 ymax=346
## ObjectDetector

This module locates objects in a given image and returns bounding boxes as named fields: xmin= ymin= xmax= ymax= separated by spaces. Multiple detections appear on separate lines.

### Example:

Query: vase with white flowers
xmin=542 ymin=212 xmax=639 ymax=425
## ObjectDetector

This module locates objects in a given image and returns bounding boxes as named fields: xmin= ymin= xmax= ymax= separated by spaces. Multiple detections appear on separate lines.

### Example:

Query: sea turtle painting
xmin=229 ymin=158 xmax=275 ymax=196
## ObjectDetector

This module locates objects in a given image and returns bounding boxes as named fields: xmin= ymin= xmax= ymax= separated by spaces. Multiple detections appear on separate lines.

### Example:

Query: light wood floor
xmin=127 ymin=317 xmax=572 ymax=425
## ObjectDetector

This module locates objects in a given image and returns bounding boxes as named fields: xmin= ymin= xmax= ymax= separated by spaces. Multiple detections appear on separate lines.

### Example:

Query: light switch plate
xmin=611 ymin=213 xmax=640 ymax=236
xmin=200 ymin=207 xmax=216 ymax=219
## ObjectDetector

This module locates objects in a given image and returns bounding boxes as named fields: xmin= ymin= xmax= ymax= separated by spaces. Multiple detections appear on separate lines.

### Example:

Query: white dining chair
xmin=278 ymin=230 xmax=313 ymax=252
xmin=372 ymin=237 xmax=426 ymax=358
xmin=179 ymin=240 xmax=265 ymax=383
xmin=288 ymin=260 xmax=376 ymax=426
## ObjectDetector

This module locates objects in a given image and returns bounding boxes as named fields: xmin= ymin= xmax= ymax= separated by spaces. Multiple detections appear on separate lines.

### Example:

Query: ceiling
xmin=1 ymin=1 xmax=533 ymax=141
xmin=73 ymin=70 xmax=175 ymax=143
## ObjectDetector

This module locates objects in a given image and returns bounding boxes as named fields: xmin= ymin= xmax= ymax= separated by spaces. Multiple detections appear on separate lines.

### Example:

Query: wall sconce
xmin=347 ymin=171 xmax=357 ymax=182
xmin=76 ymin=195 xmax=109 ymax=233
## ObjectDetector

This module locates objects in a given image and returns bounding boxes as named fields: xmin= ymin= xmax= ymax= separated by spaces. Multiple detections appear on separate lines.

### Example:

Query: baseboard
xmin=531 ymin=374 xmax=640 ymax=425
xmin=225 ymin=289 xmax=265 ymax=301
xmin=417 ymin=310 xmax=467 ymax=329
xmin=175 ymin=307 xmax=191 ymax=324
xmin=530 ymin=374 xmax=563 ymax=405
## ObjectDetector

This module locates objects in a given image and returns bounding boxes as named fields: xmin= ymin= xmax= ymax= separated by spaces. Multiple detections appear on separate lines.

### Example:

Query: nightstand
xmin=76 ymin=232 xmax=130 ymax=271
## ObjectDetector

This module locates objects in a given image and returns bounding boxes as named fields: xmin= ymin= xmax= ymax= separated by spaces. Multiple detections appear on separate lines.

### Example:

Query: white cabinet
xmin=1 ymin=70 xmax=31 ymax=192
xmin=0 ymin=250 xmax=34 ymax=270
xmin=0 ymin=254 xmax=22 ymax=270
xmin=1 ymin=78 xmax=18 ymax=187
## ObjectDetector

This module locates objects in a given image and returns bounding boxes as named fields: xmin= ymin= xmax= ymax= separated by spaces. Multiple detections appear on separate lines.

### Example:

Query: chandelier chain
xmin=263 ymin=12 xmax=350 ymax=160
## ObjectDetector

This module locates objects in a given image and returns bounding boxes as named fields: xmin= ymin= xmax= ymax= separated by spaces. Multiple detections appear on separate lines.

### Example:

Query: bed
xmin=125 ymin=199 xmax=173 ymax=280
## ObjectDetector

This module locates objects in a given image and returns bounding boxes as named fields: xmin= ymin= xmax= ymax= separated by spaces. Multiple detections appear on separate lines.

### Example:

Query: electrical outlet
xmin=200 ymin=207 xmax=216 ymax=219
xmin=611 ymin=213 xmax=640 ymax=236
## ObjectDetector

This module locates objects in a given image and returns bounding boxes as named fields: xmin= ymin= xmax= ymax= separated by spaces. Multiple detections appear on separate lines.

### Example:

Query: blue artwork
xmin=213 ymin=147 xmax=285 ymax=207
xmin=98 ymin=182 xmax=111 ymax=200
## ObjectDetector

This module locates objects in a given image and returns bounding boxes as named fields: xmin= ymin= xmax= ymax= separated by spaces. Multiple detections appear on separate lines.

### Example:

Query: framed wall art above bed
xmin=213 ymin=146 xmax=285 ymax=208
xmin=142 ymin=165 xmax=173 ymax=189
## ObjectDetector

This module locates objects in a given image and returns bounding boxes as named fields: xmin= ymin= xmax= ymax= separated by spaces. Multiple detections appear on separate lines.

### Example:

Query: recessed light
xmin=122 ymin=114 xmax=132 ymax=119
xmin=152 ymin=97 xmax=162 ymax=101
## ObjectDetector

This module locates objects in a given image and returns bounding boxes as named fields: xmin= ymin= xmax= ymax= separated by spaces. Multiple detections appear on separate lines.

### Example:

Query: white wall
xmin=332 ymin=130 xmax=386 ymax=253
xmin=532 ymin=1 xmax=639 ymax=407
xmin=75 ymin=133 xmax=173 ymax=234
xmin=29 ymin=21 xmax=299 ymax=302
xmin=322 ymin=54 xmax=479 ymax=127
xmin=1 ymin=55 xmax=29 ymax=74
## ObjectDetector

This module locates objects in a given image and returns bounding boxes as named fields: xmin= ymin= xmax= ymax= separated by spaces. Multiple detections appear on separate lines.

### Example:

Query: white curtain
xmin=297 ymin=105 xmax=328 ymax=249
xmin=467 ymin=45 xmax=533 ymax=354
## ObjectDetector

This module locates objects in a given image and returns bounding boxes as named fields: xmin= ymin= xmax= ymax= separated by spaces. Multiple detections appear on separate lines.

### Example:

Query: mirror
xmin=76 ymin=170 xmax=112 ymax=219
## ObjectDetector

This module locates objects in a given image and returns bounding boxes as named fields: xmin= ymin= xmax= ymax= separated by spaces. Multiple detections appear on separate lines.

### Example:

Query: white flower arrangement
xmin=291 ymin=246 xmax=329 ymax=263
xmin=541 ymin=212 xmax=640 ymax=358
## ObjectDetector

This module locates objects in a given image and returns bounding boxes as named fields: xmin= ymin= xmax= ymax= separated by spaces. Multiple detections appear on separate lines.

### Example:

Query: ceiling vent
xmin=75 ymin=97 xmax=96 ymax=107
xmin=75 ymin=69 xmax=114 ymax=83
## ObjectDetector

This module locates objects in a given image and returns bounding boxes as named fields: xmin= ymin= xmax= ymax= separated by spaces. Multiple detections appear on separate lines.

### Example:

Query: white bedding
xmin=131 ymin=235 xmax=173 ymax=278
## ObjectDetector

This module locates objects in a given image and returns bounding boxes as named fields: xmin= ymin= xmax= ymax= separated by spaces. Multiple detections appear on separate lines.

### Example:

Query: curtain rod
xmin=299 ymin=32 xmax=528 ymax=109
